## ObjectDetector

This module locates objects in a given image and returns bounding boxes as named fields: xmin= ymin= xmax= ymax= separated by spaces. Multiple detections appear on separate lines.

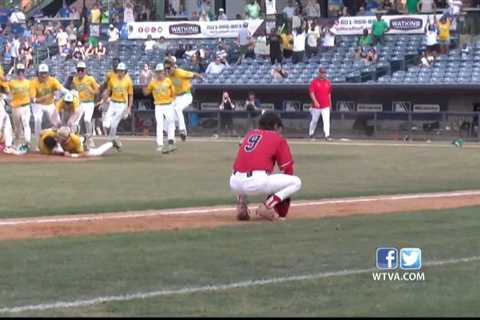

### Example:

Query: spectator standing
xmin=305 ymin=0 xmax=321 ymax=18
xmin=10 ymin=35 xmax=21 ymax=68
xmin=425 ymin=17 xmax=439 ymax=57
xmin=144 ymin=34 xmax=158 ymax=53
xmin=280 ymin=28 xmax=294 ymax=59
xmin=58 ymin=4 xmax=72 ymax=18
xmin=72 ymin=41 xmax=86 ymax=61
xmin=266 ymin=0 xmax=277 ymax=15
xmin=417 ymin=0 xmax=437 ymax=13
xmin=199 ymin=10 xmax=210 ymax=22
xmin=218 ymin=8 xmax=228 ymax=20
xmin=292 ymin=27 xmax=306 ymax=64
xmin=371 ymin=14 xmax=389 ymax=46
xmin=140 ymin=64 xmax=153 ymax=86
xmin=244 ymin=91 xmax=261 ymax=111
xmin=19 ymin=39 xmax=33 ymax=69
xmin=90 ymin=3 xmax=101 ymax=24
xmin=245 ymin=0 xmax=262 ymax=19
xmin=357 ymin=28 xmax=372 ymax=47
xmin=406 ymin=0 xmax=419 ymax=13
xmin=268 ymin=28 xmax=283 ymax=64
xmin=448 ymin=0 xmax=462 ymax=17
xmin=321 ymin=21 xmax=337 ymax=51
xmin=236 ymin=22 xmax=251 ymax=64
xmin=124 ymin=3 xmax=135 ymax=23
xmin=306 ymin=21 xmax=320 ymax=59
xmin=70 ymin=6 xmax=80 ymax=20
xmin=308 ymin=67 xmax=332 ymax=141
xmin=219 ymin=91 xmax=236 ymax=136
xmin=283 ymin=0 xmax=297 ymax=20
xmin=108 ymin=24 xmax=120 ymax=43
xmin=205 ymin=56 xmax=228 ymax=74
xmin=437 ymin=15 xmax=452 ymax=54
xmin=56 ymin=27 xmax=69 ymax=55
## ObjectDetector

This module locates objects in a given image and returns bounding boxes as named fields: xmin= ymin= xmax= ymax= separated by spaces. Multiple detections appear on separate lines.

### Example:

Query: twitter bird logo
xmin=400 ymin=248 xmax=422 ymax=270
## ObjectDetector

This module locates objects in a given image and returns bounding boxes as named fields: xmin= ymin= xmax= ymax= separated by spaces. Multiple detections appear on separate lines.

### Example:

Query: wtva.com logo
xmin=373 ymin=248 xmax=425 ymax=281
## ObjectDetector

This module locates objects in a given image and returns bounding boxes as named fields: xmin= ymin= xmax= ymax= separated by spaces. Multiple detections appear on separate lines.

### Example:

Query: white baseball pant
xmin=155 ymin=103 xmax=175 ymax=147
xmin=229 ymin=171 xmax=302 ymax=201
xmin=309 ymin=107 xmax=331 ymax=138
xmin=80 ymin=102 xmax=96 ymax=138
xmin=32 ymin=103 xmax=56 ymax=140
xmin=103 ymin=101 xmax=127 ymax=139
xmin=0 ymin=103 xmax=13 ymax=147
xmin=173 ymin=92 xmax=193 ymax=134
xmin=86 ymin=141 xmax=115 ymax=156
xmin=11 ymin=105 xmax=31 ymax=145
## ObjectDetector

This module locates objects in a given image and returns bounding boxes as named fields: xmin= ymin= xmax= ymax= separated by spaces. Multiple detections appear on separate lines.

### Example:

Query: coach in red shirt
xmin=308 ymin=67 xmax=332 ymax=141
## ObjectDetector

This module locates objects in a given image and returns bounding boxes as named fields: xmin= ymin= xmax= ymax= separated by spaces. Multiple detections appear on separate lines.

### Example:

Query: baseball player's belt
xmin=177 ymin=91 xmax=190 ymax=96
xmin=111 ymin=99 xmax=126 ymax=103
xmin=233 ymin=171 xmax=253 ymax=177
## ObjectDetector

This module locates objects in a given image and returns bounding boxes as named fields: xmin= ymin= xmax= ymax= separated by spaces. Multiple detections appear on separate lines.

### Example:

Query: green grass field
xmin=0 ymin=206 xmax=479 ymax=316
xmin=1 ymin=139 xmax=480 ymax=316
xmin=2 ymin=139 xmax=480 ymax=218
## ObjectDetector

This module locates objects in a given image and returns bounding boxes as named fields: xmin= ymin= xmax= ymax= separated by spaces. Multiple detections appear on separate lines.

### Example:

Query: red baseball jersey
xmin=233 ymin=129 xmax=294 ymax=174
xmin=309 ymin=78 xmax=332 ymax=109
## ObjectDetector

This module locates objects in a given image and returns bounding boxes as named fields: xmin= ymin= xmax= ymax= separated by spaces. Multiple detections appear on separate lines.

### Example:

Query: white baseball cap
xmin=116 ymin=62 xmax=127 ymax=71
xmin=64 ymin=92 xmax=74 ymax=103
xmin=16 ymin=63 xmax=25 ymax=70
xmin=38 ymin=63 xmax=49 ymax=73
xmin=76 ymin=61 xmax=87 ymax=69
xmin=155 ymin=63 xmax=165 ymax=72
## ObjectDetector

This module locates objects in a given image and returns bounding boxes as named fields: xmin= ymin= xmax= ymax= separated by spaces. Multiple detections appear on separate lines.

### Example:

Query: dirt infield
xmin=0 ymin=153 xmax=99 ymax=162
xmin=1 ymin=191 xmax=480 ymax=241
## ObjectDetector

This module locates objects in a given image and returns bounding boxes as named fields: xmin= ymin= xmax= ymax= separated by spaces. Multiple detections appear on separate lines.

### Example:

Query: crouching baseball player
xmin=38 ymin=126 xmax=121 ymax=157
xmin=229 ymin=111 xmax=302 ymax=221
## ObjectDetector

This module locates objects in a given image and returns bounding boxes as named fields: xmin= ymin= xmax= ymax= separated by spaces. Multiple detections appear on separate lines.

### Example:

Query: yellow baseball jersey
xmin=30 ymin=76 xmax=64 ymax=105
xmin=145 ymin=78 xmax=175 ymax=105
xmin=6 ymin=79 xmax=31 ymax=108
xmin=0 ymin=65 xmax=6 ymax=90
xmin=38 ymin=129 xmax=57 ymax=155
xmin=169 ymin=68 xmax=194 ymax=95
xmin=105 ymin=70 xmax=132 ymax=84
xmin=56 ymin=95 xmax=81 ymax=113
xmin=72 ymin=75 xmax=99 ymax=102
xmin=108 ymin=74 xmax=133 ymax=103
xmin=62 ymin=133 xmax=84 ymax=154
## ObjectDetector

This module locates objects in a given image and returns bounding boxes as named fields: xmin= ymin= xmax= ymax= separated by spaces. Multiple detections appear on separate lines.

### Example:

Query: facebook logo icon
xmin=376 ymin=248 xmax=398 ymax=270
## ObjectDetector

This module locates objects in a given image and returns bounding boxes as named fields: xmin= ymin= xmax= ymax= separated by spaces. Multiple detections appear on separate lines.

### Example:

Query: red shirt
xmin=233 ymin=129 xmax=294 ymax=174
xmin=309 ymin=78 xmax=332 ymax=109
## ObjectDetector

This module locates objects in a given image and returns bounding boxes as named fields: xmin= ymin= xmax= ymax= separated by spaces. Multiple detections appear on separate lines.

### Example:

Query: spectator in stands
xmin=9 ymin=6 xmax=26 ymax=27
xmin=95 ymin=41 xmax=106 ymax=57
xmin=447 ymin=0 xmax=462 ymax=18
xmin=280 ymin=27 xmax=294 ymax=59
xmin=354 ymin=46 xmax=368 ymax=61
xmin=371 ymin=14 xmax=389 ymax=46
xmin=10 ymin=35 xmax=20 ymax=68
xmin=420 ymin=50 xmax=435 ymax=67
xmin=191 ymin=51 xmax=207 ymax=73
xmin=461 ymin=43 xmax=470 ymax=59
xmin=157 ymin=36 xmax=168 ymax=51
xmin=218 ymin=8 xmax=228 ymax=20
xmin=206 ymin=55 xmax=229 ymax=74
xmin=343 ymin=0 xmax=358 ymax=16
xmin=321 ymin=21 xmax=337 ymax=51
xmin=425 ymin=17 xmax=439 ymax=57
xmin=406 ymin=0 xmax=419 ymax=13
xmin=19 ymin=39 xmax=33 ymax=69
xmin=57 ymin=27 xmax=69 ymax=55
xmin=244 ymin=91 xmax=261 ymax=111
xmin=383 ymin=0 xmax=402 ymax=14
xmin=437 ymin=15 xmax=453 ymax=55
xmin=363 ymin=47 xmax=378 ymax=64
xmin=90 ymin=3 xmax=101 ymax=24
xmin=418 ymin=0 xmax=437 ymax=13
xmin=292 ymin=27 xmax=306 ymax=64
xmin=306 ymin=20 xmax=320 ymax=59
xmin=271 ymin=63 xmax=288 ymax=80
xmin=283 ymin=0 xmax=297 ymax=20
xmin=144 ymin=34 xmax=158 ymax=53
xmin=108 ymin=24 xmax=120 ymax=43
xmin=139 ymin=63 xmax=153 ymax=86
xmin=199 ymin=10 xmax=210 ymax=22
xmin=246 ymin=37 xmax=257 ymax=59
xmin=58 ymin=3 xmax=72 ymax=18
xmin=245 ymin=0 xmax=262 ymax=19
xmin=124 ymin=3 xmax=135 ymax=23
xmin=70 ymin=6 xmax=80 ymax=20
xmin=358 ymin=28 xmax=372 ymax=47
xmin=191 ymin=11 xmax=199 ymax=20
xmin=268 ymin=27 xmax=283 ymax=64
xmin=266 ymin=0 xmax=277 ymax=16
xmin=236 ymin=22 xmax=251 ymax=64
xmin=85 ymin=43 xmax=96 ymax=59
xmin=72 ymin=41 xmax=86 ymax=61
xmin=219 ymin=91 xmax=236 ymax=135
xmin=216 ymin=44 xmax=229 ymax=61
xmin=174 ymin=42 xmax=186 ymax=59
xmin=305 ymin=0 xmax=321 ymax=18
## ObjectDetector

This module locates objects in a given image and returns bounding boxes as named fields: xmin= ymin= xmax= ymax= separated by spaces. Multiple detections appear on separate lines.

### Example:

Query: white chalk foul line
xmin=1 ymin=190 xmax=480 ymax=227
xmin=1 ymin=255 xmax=479 ymax=314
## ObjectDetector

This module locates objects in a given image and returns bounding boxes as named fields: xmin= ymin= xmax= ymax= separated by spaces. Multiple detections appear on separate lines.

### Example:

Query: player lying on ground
xmin=38 ymin=126 xmax=121 ymax=157
xmin=230 ymin=111 xmax=302 ymax=221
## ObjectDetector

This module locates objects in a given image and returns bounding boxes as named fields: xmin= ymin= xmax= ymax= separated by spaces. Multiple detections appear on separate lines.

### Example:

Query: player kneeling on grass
xmin=230 ymin=111 xmax=302 ymax=221
xmin=39 ymin=126 xmax=121 ymax=157
xmin=143 ymin=63 xmax=177 ymax=153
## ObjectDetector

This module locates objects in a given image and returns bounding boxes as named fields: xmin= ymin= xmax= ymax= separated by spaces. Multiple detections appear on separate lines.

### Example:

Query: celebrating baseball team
xmin=0 ymin=55 xmax=314 ymax=222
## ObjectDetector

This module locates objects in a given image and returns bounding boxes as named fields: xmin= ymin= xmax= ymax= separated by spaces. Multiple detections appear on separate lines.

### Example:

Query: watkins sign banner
xmin=336 ymin=14 xmax=446 ymax=35
xmin=127 ymin=19 xmax=265 ymax=39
